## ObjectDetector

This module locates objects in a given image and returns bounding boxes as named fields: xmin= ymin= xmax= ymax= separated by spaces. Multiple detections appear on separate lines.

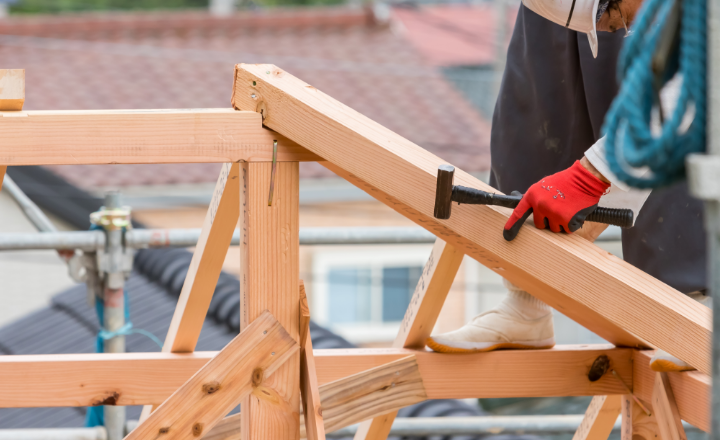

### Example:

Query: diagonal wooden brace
xmin=126 ymin=311 xmax=298 ymax=440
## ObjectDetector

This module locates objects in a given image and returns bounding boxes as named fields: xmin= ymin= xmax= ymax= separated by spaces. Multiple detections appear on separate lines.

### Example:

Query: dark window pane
xmin=382 ymin=266 xmax=422 ymax=322
xmin=328 ymin=268 xmax=371 ymax=324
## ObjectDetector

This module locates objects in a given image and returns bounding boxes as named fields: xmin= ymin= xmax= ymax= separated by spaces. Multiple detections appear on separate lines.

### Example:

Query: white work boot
xmin=426 ymin=280 xmax=555 ymax=353
xmin=649 ymin=292 xmax=710 ymax=372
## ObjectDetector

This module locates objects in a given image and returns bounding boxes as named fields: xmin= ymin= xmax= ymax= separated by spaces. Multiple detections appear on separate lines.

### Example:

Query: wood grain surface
xmin=0 ymin=109 xmax=320 ymax=164
xmin=232 ymin=63 xmax=711 ymax=374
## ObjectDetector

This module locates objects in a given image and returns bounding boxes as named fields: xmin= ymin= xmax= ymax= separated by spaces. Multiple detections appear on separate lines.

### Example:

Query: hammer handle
xmin=452 ymin=185 xmax=634 ymax=229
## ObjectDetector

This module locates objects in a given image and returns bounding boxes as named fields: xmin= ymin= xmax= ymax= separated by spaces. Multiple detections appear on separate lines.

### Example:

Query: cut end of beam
xmin=0 ymin=69 xmax=24 ymax=111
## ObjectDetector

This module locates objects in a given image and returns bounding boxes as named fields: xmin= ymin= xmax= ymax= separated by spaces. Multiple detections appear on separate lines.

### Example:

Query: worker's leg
xmin=428 ymin=5 xmax=613 ymax=353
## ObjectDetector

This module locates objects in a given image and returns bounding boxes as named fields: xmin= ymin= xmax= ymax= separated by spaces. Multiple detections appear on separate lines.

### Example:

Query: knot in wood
xmin=202 ymin=381 xmax=221 ymax=395
xmin=158 ymin=427 xmax=170 ymax=435
xmin=92 ymin=392 xmax=120 ymax=406
xmin=252 ymin=367 xmax=264 ymax=388
xmin=588 ymin=354 xmax=610 ymax=382
xmin=192 ymin=423 xmax=204 ymax=437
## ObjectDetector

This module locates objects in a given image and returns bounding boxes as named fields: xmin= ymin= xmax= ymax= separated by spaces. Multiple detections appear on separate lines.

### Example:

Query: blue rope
xmin=84 ymin=224 xmax=163 ymax=427
xmin=602 ymin=0 xmax=706 ymax=188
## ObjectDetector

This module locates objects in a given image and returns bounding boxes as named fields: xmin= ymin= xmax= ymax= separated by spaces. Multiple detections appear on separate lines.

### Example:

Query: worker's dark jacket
xmin=490 ymin=5 xmax=707 ymax=294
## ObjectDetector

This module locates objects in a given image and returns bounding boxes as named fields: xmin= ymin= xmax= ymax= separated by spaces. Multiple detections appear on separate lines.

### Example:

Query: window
xmin=311 ymin=245 xmax=431 ymax=343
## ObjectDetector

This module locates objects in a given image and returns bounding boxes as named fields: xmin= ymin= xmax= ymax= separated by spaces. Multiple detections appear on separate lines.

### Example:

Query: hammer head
xmin=434 ymin=165 xmax=455 ymax=220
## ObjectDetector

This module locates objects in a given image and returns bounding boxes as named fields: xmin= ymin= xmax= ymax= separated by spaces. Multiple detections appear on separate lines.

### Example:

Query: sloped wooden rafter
xmin=231 ymin=63 xmax=711 ymax=376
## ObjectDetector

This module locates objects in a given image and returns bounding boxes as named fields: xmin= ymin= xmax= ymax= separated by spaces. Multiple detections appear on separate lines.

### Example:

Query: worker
xmin=427 ymin=0 xmax=707 ymax=372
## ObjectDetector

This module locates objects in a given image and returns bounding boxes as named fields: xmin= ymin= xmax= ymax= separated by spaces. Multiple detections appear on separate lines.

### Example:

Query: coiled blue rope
xmin=602 ymin=0 xmax=706 ymax=188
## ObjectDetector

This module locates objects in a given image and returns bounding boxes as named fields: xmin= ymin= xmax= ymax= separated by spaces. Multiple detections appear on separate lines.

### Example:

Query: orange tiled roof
xmin=0 ymin=7 xmax=491 ymax=188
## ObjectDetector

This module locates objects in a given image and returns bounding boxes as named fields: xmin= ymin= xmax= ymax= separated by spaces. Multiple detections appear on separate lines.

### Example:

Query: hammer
xmin=433 ymin=165 xmax=634 ymax=228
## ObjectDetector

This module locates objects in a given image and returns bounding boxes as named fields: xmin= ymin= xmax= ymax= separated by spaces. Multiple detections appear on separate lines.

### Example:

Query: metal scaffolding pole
xmin=97 ymin=192 xmax=128 ymax=440
xmin=2 ymin=175 xmax=57 ymax=233
xmin=0 ymin=225 xmax=623 ymax=252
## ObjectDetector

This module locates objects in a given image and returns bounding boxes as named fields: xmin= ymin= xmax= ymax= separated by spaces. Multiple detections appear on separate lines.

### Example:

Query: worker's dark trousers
xmin=489 ymin=5 xmax=707 ymax=294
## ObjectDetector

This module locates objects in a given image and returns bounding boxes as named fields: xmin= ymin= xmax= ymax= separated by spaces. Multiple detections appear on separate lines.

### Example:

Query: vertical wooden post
xmin=652 ymin=373 xmax=687 ymax=440
xmin=240 ymin=161 xmax=300 ymax=440
xmin=621 ymin=395 xmax=660 ymax=440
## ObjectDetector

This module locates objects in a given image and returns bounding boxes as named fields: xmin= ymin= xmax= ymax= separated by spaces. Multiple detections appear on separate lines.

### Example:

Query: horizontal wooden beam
xmin=0 ymin=109 xmax=321 ymax=165
xmin=633 ymin=350 xmax=710 ymax=433
xmin=0 ymin=345 xmax=631 ymax=408
xmin=231 ymin=64 xmax=711 ymax=374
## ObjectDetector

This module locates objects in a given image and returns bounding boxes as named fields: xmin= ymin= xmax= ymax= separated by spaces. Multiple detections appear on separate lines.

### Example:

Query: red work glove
xmin=503 ymin=161 xmax=610 ymax=241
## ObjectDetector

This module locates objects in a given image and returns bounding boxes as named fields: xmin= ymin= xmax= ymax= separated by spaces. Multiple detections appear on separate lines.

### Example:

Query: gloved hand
xmin=503 ymin=160 xmax=610 ymax=241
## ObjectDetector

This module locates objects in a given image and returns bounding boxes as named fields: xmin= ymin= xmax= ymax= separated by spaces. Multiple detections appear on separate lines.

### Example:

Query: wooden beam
xmin=0 ymin=345 xmax=632 ymax=408
xmin=0 ymin=69 xmax=24 ymax=111
xmin=322 ymin=355 xmax=427 ymax=433
xmin=200 ymin=356 xmax=426 ymax=438
xmin=634 ymin=350 xmax=709 ymax=432
xmin=299 ymin=281 xmax=326 ymax=440
xmin=232 ymin=64 xmax=712 ymax=374
xmin=572 ymin=395 xmax=622 ymax=440
xmin=356 ymin=238 xmax=463 ymax=438
xmin=621 ymin=396 xmax=660 ymax=440
xmin=139 ymin=162 xmax=241 ymax=422
xmin=0 ymin=166 xmax=6 ymax=190
xmin=0 ymin=109 xmax=321 ymax=165
xmin=652 ymin=372 xmax=687 ymax=440
xmin=239 ymin=162 xmax=301 ymax=440
xmin=126 ymin=311 xmax=298 ymax=440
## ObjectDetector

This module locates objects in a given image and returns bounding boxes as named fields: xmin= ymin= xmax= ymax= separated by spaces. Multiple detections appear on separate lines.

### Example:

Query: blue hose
xmin=602 ymin=0 xmax=706 ymax=188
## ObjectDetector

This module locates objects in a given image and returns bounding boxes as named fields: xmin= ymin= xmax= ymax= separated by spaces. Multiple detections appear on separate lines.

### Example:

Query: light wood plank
xmin=239 ymin=161 xmax=301 ymax=440
xmin=356 ymin=238 xmax=463 ymax=439
xmin=634 ymin=350 xmax=709 ymax=432
xmin=652 ymin=372 xmax=688 ymax=440
xmin=165 ymin=163 xmax=240 ymax=353
xmin=0 ymin=69 xmax=24 ymax=111
xmin=127 ymin=311 xmax=298 ymax=440
xmin=321 ymin=355 xmax=426 ymax=433
xmin=299 ymin=282 xmax=326 ymax=440
xmin=0 ymin=345 xmax=632 ymax=408
xmin=139 ymin=163 xmax=241 ymax=422
xmin=572 ymin=395 xmax=622 ymax=440
xmin=0 ymin=109 xmax=321 ymax=165
xmin=232 ymin=64 xmax=712 ymax=373
xmin=621 ymin=396 xmax=660 ymax=440
xmin=395 ymin=239 xmax=464 ymax=349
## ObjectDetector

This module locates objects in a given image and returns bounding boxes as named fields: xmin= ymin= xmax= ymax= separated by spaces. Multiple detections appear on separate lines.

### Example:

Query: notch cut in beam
xmin=633 ymin=350 xmax=709 ymax=433
xmin=0 ymin=109 xmax=321 ymax=165
xmin=232 ymin=64 xmax=711 ymax=374
xmin=0 ymin=345 xmax=631 ymax=408
xmin=127 ymin=311 xmax=298 ymax=440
